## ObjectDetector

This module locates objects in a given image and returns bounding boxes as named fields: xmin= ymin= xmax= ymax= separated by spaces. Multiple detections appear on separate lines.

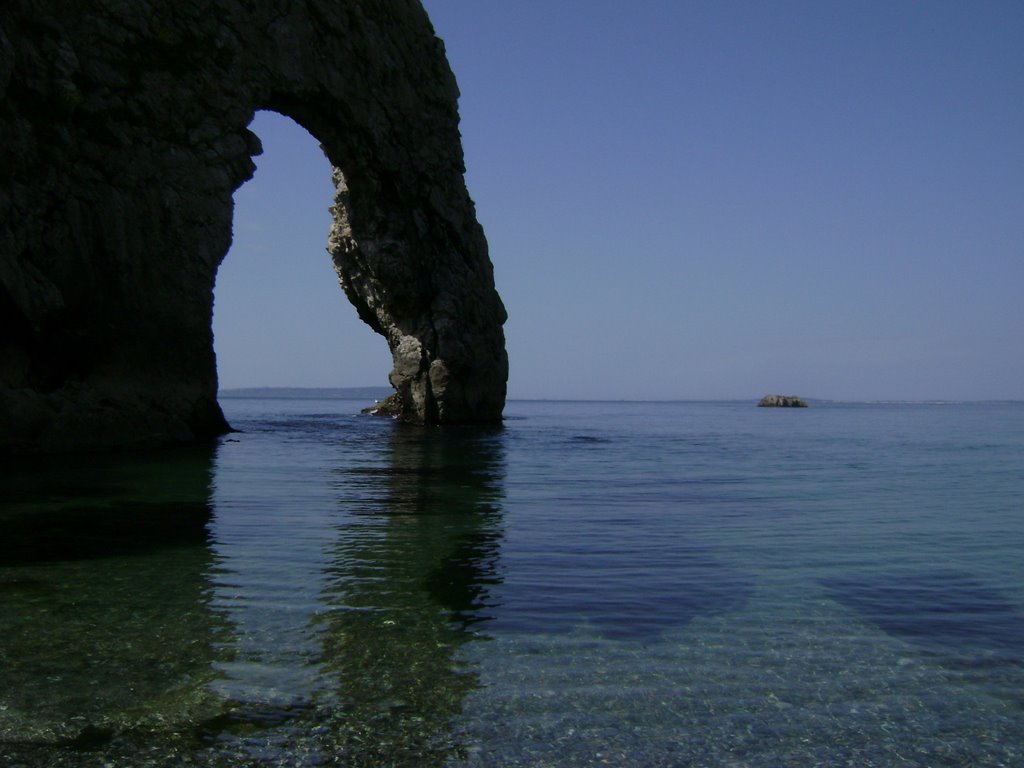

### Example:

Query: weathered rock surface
xmin=758 ymin=395 xmax=809 ymax=408
xmin=0 ymin=0 xmax=507 ymax=453
xmin=360 ymin=392 xmax=404 ymax=418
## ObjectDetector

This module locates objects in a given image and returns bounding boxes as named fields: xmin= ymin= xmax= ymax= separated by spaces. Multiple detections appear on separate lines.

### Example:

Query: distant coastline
xmin=218 ymin=390 xmax=1022 ymax=405
xmin=219 ymin=386 xmax=393 ymax=400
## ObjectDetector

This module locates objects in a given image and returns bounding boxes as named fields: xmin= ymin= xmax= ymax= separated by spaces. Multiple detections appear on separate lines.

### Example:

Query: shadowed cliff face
xmin=0 ymin=0 xmax=507 ymax=452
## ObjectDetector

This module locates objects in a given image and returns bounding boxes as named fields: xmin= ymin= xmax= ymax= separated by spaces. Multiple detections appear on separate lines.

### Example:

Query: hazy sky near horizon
xmin=214 ymin=1 xmax=1024 ymax=401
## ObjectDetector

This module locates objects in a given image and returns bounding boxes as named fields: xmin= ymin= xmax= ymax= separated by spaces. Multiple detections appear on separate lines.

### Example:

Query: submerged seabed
xmin=1 ymin=399 xmax=1022 ymax=767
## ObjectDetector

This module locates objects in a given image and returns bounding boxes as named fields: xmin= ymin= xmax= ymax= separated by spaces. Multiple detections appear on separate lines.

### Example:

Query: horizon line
xmin=218 ymin=387 xmax=1023 ymax=405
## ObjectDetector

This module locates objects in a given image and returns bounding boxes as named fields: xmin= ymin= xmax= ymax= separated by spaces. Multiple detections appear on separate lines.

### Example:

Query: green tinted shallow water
xmin=1 ymin=400 xmax=1022 ymax=767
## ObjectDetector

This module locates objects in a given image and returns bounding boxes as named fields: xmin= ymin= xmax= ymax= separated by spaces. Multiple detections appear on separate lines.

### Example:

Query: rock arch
xmin=0 ymin=0 xmax=507 ymax=452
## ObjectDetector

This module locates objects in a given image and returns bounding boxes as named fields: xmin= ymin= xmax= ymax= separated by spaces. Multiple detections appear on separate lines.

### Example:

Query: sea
xmin=1 ymin=398 xmax=1022 ymax=767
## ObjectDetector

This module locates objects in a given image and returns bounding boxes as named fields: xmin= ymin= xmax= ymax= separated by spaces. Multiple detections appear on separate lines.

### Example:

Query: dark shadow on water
xmin=0 ymin=419 xmax=512 ymax=765
xmin=823 ymin=570 xmax=1024 ymax=664
xmin=567 ymin=434 xmax=613 ymax=444
xmin=0 ymin=500 xmax=211 ymax=565
xmin=424 ymin=527 xmax=503 ymax=629
xmin=0 ymin=447 xmax=231 ymax=761
xmin=316 ymin=423 xmax=506 ymax=763
xmin=493 ymin=541 xmax=753 ymax=640
xmin=0 ymin=448 xmax=216 ymax=564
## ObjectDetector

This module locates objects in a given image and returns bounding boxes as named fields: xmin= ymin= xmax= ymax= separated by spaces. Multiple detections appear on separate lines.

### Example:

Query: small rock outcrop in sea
xmin=758 ymin=395 xmax=809 ymax=408
xmin=0 ymin=0 xmax=508 ymax=453
xmin=361 ymin=393 xmax=405 ymax=418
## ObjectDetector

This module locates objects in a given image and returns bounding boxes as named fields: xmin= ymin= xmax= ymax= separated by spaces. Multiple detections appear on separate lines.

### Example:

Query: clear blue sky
xmin=214 ymin=1 xmax=1024 ymax=401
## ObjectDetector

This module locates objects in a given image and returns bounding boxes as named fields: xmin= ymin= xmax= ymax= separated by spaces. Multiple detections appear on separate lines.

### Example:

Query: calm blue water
xmin=1 ymin=399 xmax=1022 ymax=766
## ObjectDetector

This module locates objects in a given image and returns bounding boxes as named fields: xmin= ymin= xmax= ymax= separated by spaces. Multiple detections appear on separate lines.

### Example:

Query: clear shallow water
xmin=1 ymin=399 xmax=1022 ymax=766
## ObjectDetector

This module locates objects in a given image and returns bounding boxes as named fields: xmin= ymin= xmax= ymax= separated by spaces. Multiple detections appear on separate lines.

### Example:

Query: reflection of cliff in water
xmin=0 ymin=420 xmax=507 ymax=765
xmin=0 ymin=449 xmax=228 ymax=756
xmin=315 ymin=424 xmax=506 ymax=763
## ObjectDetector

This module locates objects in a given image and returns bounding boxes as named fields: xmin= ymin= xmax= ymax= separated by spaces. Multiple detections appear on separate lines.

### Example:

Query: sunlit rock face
xmin=0 ymin=0 xmax=507 ymax=452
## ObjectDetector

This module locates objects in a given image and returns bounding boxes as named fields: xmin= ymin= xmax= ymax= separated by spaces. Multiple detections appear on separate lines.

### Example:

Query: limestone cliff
xmin=0 ymin=0 xmax=507 ymax=452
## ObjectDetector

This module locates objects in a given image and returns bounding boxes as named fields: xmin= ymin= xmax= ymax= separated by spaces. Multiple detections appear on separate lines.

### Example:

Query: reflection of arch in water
xmin=315 ymin=424 xmax=506 ymax=762
xmin=0 ymin=421 xmax=507 ymax=763
xmin=0 ymin=449 xmax=228 ymax=755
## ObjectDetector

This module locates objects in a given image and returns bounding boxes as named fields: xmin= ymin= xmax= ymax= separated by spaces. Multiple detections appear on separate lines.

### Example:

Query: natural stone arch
xmin=0 ymin=0 xmax=507 ymax=452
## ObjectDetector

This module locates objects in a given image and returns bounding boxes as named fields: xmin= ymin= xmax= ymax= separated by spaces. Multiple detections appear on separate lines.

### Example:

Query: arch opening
xmin=213 ymin=111 xmax=392 ymax=400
